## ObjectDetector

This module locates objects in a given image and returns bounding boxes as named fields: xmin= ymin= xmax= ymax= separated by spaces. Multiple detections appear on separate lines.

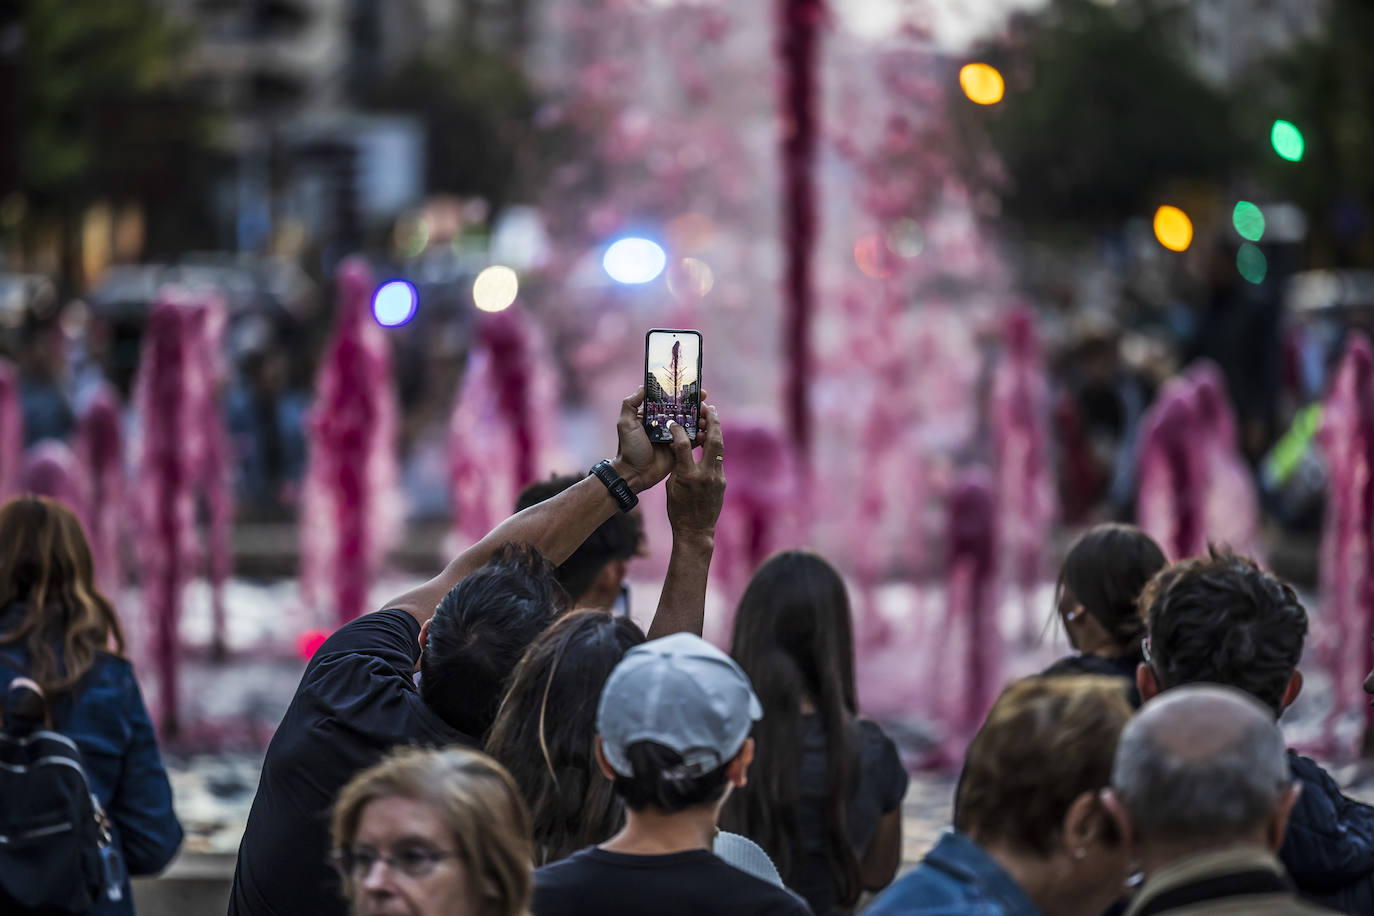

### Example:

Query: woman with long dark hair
xmin=0 ymin=496 xmax=182 ymax=914
xmin=486 ymin=609 xmax=784 ymax=887
xmin=486 ymin=610 xmax=645 ymax=865
xmin=1042 ymin=524 xmax=1167 ymax=706
xmin=722 ymin=551 xmax=908 ymax=915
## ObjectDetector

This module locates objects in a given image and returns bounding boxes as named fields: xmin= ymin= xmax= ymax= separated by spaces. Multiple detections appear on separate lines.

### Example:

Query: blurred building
xmin=158 ymin=0 xmax=533 ymax=257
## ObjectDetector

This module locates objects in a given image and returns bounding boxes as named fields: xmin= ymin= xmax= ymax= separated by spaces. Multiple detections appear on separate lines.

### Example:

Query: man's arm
xmin=647 ymin=405 xmax=725 ymax=639
xmin=384 ymin=388 xmax=680 ymax=625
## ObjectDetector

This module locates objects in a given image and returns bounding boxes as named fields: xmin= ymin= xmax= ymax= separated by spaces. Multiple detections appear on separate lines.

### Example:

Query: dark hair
xmin=515 ymin=475 xmax=642 ymax=604
xmin=485 ymin=610 xmax=645 ymax=864
xmin=1054 ymin=524 xmax=1167 ymax=663
xmin=721 ymin=551 xmax=861 ymax=906
xmin=612 ymin=741 xmax=732 ymax=813
xmin=1144 ymin=550 xmax=1307 ymax=716
xmin=957 ymin=675 xmax=1132 ymax=856
xmin=421 ymin=544 xmax=569 ymax=739
xmin=0 ymin=497 xmax=126 ymax=697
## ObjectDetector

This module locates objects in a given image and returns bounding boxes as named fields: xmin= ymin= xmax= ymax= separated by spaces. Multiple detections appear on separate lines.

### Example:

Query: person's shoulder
xmin=702 ymin=853 xmax=809 ymax=912
xmin=306 ymin=609 xmax=422 ymax=673
xmin=867 ymin=853 xmax=1018 ymax=915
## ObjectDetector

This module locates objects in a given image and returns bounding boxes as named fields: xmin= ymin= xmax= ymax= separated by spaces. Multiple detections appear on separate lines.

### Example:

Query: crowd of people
xmin=4 ymin=386 xmax=1374 ymax=915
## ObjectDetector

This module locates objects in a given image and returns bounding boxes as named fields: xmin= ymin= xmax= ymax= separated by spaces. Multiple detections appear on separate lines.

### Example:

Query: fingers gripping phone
xmin=643 ymin=329 xmax=702 ymax=444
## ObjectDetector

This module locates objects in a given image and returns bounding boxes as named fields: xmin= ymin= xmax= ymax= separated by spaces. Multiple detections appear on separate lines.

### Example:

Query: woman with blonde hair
xmin=0 ymin=495 xmax=182 ymax=914
xmin=332 ymin=746 xmax=534 ymax=916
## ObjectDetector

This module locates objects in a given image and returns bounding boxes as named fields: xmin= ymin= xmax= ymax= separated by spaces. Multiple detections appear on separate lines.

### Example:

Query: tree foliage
xmin=20 ymin=0 xmax=208 ymax=206
xmin=367 ymin=42 xmax=538 ymax=214
xmin=959 ymin=0 xmax=1247 ymax=236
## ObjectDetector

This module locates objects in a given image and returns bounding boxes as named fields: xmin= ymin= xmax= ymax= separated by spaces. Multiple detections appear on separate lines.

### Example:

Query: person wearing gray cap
xmin=531 ymin=633 xmax=810 ymax=916
xmin=1102 ymin=685 xmax=1333 ymax=915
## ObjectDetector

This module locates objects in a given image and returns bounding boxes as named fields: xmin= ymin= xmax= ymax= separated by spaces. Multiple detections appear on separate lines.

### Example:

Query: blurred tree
xmin=958 ymin=0 xmax=1247 ymax=237
xmin=18 ymin=0 xmax=215 ymax=290
xmin=367 ymin=42 xmax=537 ymax=215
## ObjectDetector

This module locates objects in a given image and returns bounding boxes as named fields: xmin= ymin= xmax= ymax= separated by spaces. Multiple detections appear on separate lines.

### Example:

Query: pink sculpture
xmin=0 ymin=360 xmax=23 ymax=498
xmin=1137 ymin=365 xmax=1261 ymax=564
xmin=1136 ymin=379 xmax=1207 ymax=561
xmin=133 ymin=294 xmax=201 ymax=735
xmin=991 ymin=306 xmax=1055 ymax=640
xmin=75 ymin=385 xmax=126 ymax=596
xmin=19 ymin=440 xmax=90 ymax=523
xmin=1317 ymin=335 xmax=1374 ymax=755
xmin=448 ymin=308 xmax=555 ymax=548
xmin=185 ymin=301 xmax=234 ymax=654
xmin=707 ymin=421 xmax=803 ymax=643
xmin=938 ymin=469 xmax=1001 ymax=762
xmin=300 ymin=258 xmax=402 ymax=626
xmin=777 ymin=0 xmax=824 ymax=464
xmin=1187 ymin=362 xmax=1261 ymax=559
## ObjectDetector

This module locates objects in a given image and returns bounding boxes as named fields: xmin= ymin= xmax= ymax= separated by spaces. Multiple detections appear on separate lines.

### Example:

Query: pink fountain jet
xmin=300 ymin=258 xmax=402 ymax=628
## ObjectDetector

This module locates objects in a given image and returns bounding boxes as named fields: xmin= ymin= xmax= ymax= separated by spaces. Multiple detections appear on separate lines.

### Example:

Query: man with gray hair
xmin=1102 ymin=685 xmax=1332 ymax=914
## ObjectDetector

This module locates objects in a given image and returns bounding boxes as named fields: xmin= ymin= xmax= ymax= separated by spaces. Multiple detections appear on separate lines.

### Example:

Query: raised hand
xmin=665 ymin=402 xmax=725 ymax=539
xmin=613 ymin=386 xmax=711 ymax=494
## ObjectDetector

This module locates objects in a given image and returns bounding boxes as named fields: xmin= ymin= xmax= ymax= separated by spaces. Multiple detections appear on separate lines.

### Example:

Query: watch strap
xmin=590 ymin=460 xmax=638 ymax=513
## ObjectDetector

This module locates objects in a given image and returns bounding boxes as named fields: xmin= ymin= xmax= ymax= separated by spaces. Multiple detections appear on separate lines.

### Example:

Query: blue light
xmin=603 ymin=238 xmax=667 ymax=285
xmin=372 ymin=280 xmax=418 ymax=327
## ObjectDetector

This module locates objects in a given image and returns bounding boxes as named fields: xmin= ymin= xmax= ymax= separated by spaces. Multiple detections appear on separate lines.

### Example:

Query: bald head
xmin=1112 ymin=686 xmax=1290 ymax=845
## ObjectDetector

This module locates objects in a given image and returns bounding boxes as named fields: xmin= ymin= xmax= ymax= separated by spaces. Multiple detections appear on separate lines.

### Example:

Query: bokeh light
xmin=393 ymin=215 xmax=430 ymax=260
xmin=959 ymin=63 xmax=1005 ymax=106
xmin=296 ymin=629 xmax=330 ymax=662
xmin=885 ymin=219 xmax=925 ymax=258
xmin=1271 ymin=120 xmax=1305 ymax=162
xmin=854 ymin=235 xmax=894 ymax=279
xmin=666 ymin=257 xmax=714 ymax=298
xmin=371 ymin=280 xmax=418 ymax=327
xmin=1153 ymin=205 xmax=1194 ymax=252
xmin=1237 ymin=244 xmax=1268 ymax=284
xmin=1232 ymin=201 xmax=1266 ymax=242
xmin=473 ymin=265 xmax=520 ymax=312
xmin=665 ymin=213 xmax=716 ymax=254
xmin=603 ymin=238 xmax=667 ymax=284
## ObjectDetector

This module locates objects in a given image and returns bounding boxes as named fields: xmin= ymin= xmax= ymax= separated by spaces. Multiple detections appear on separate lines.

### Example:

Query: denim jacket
xmin=1 ymin=642 xmax=183 ymax=916
xmin=866 ymin=830 xmax=1043 ymax=916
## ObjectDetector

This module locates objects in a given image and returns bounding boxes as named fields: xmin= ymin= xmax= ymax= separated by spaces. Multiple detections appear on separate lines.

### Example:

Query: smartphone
xmin=643 ymin=329 xmax=702 ymax=444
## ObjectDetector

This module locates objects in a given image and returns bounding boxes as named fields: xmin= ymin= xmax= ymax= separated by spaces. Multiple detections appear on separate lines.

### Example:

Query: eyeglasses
xmin=1141 ymin=637 xmax=1153 ymax=666
xmin=331 ymin=846 xmax=457 ymax=879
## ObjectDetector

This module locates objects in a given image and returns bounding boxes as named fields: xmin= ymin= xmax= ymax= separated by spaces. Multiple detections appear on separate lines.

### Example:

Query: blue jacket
xmin=866 ymin=830 xmax=1042 ymax=916
xmin=1 ymin=644 xmax=183 ymax=916
xmin=1282 ymin=750 xmax=1374 ymax=913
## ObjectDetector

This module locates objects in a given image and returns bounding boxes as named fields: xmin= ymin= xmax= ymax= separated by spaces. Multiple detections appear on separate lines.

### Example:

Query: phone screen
xmin=643 ymin=329 xmax=702 ymax=444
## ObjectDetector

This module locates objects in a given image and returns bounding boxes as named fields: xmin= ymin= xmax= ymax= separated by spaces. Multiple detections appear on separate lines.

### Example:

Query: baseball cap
xmin=597 ymin=632 xmax=763 ymax=778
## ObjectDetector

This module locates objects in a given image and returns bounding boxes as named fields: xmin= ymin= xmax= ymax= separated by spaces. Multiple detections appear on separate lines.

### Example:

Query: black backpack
xmin=0 ymin=678 xmax=126 ymax=915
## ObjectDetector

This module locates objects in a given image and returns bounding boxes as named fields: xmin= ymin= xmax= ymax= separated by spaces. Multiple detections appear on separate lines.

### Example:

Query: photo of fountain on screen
xmin=644 ymin=330 xmax=701 ymax=443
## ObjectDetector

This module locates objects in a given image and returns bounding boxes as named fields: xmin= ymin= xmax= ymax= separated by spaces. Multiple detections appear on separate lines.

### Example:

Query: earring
xmin=1073 ymin=847 xmax=1087 ymax=861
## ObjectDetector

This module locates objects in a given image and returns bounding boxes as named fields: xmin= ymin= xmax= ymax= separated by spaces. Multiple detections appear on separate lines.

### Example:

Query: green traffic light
xmin=1271 ymin=120 xmax=1304 ymax=162
xmin=1232 ymin=202 xmax=1265 ymax=242
xmin=1237 ymin=243 xmax=1267 ymax=284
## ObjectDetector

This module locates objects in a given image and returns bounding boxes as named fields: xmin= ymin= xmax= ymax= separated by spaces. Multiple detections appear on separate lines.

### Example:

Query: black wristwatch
xmin=590 ymin=460 xmax=638 ymax=513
